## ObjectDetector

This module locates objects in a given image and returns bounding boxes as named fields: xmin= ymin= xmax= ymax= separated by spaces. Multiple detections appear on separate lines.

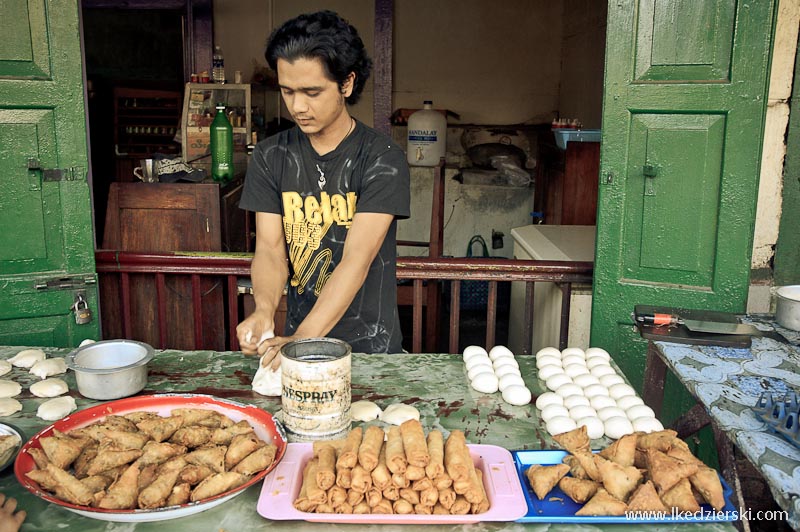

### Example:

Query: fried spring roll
xmin=97 ymin=462 xmax=140 ymax=509
xmin=470 ymin=469 xmax=490 ymax=514
xmin=393 ymin=498 xmax=414 ymax=514
xmin=450 ymin=495 xmax=471 ymax=515
xmin=433 ymin=473 xmax=453 ymax=490
xmin=314 ymin=502 xmax=335 ymax=513
xmin=137 ymin=463 xmax=158 ymax=491
xmin=370 ymin=447 xmax=392 ymax=490
xmin=391 ymin=472 xmax=409 ymax=488
xmin=179 ymin=464 xmax=214 ymax=485
xmin=350 ymin=464 xmax=372 ymax=493
xmin=27 ymin=447 xmax=51 ymax=470
xmin=303 ymin=459 xmax=327 ymax=505
xmin=419 ymin=486 xmax=439 ymax=507
xmin=382 ymin=484 xmax=400 ymax=501
xmin=185 ymin=445 xmax=226 ymax=474
xmin=371 ymin=497 xmax=393 ymax=514
xmin=293 ymin=461 xmax=316 ymax=512
xmin=190 ymin=471 xmax=249 ymax=502
xmin=327 ymin=485 xmax=347 ymax=507
xmin=366 ymin=486 xmax=383 ymax=507
xmin=334 ymin=501 xmax=353 ymax=514
xmin=139 ymin=441 xmax=187 ymax=466
xmin=336 ymin=427 xmax=362 ymax=470
xmin=40 ymin=434 xmax=83 ymax=469
xmin=405 ymin=464 xmax=425 ymax=480
xmin=316 ymin=444 xmax=336 ymax=490
xmin=414 ymin=503 xmax=433 ymax=515
xmin=444 ymin=430 xmax=472 ymax=482
xmin=138 ymin=458 xmax=185 ymax=509
xmin=210 ymin=420 xmax=254 ymax=445
xmin=336 ymin=467 xmax=352 ymax=489
xmin=169 ymin=426 xmax=213 ymax=448
xmin=357 ymin=426 xmax=384 ymax=471
xmin=425 ymin=430 xmax=445 ymax=479
xmin=225 ymin=432 xmax=266 ymax=470
xmin=438 ymin=487 xmax=456 ymax=510
xmin=433 ymin=502 xmax=449 ymax=514
xmin=86 ymin=448 xmax=143 ymax=476
xmin=353 ymin=500 xmax=371 ymax=514
xmin=411 ymin=477 xmax=433 ymax=491
xmin=399 ymin=419 xmax=429 ymax=467
xmin=385 ymin=427 xmax=407 ymax=474
xmin=232 ymin=444 xmax=277 ymax=475
xmin=25 ymin=468 xmax=58 ymax=492
xmin=81 ymin=474 xmax=113 ymax=494
xmin=100 ymin=430 xmax=150 ymax=450
xmin=399 ymin=487 xmax=420 ymax=505
xmin=166 ymin=482 xmax=191 ymax=506
xmin=346 ymin=488 xmax=364 ymax=506
xmin=453 ymin=458 xmax=484 ymax=504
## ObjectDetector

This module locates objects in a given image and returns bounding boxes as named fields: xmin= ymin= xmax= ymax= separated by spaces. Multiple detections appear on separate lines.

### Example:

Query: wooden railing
xmin=94 ymin=250 xmax=593 ymax=354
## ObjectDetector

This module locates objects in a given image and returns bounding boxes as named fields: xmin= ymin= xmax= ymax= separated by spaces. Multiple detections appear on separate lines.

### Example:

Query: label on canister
xmin=280 ymin=338 xmax=352 ymax=439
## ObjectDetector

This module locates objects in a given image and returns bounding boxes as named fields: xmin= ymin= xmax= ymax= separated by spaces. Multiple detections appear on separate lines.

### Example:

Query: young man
xmin=237 ymin=10 xmax=411 ymax=366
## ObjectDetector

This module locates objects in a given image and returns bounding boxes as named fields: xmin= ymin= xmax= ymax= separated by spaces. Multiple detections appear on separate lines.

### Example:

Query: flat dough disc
xmin=351 ymin=400 xmax=382 ymax=422
xmin=0 ymin=398 xmax=22 ymax=417
xmin=0 ymin=380 xmax=21 ymax=399
xmin=30 ymin=378 xmax=69 ymax=398
xmin=379 ymin=403 xmax=420 ymax=425
xmin=37 ymin=396 xmax=76 ymax=421
xmin=0 ymin=361 xmax=11 ymax=377
xmin=29 ymin=358 xmax=67 ymax=380
xmin=8 ymin=349 xmax=45 ymax=368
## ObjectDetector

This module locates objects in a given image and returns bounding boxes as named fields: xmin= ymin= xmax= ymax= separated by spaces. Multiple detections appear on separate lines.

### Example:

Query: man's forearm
xmin=251 ymin=251 xmax=289 ymax=317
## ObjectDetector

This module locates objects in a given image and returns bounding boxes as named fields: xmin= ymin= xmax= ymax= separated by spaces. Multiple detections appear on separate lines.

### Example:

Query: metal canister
xmin=280 ymin=338 xmax=351 ymax=440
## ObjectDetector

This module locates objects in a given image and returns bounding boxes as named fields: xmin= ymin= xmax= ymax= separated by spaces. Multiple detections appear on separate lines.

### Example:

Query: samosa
xmin=626 ymin=480 xmax=668 ymax=512
xmin=558 ymin=476 xmax=599 ymax=504
xmin=599 ymin=433 xmax=637 ymax=467
xmin=553 ymin=425 xmax=590 ymax=455
xmin=136 ymin=415 xmax=183 ymax=443
xmin=646 ymin=449 xmax=698 ymax=494
xmin=525 ymin=463 xmax=570 ymax=500
xmin=575 ymin=488 xmax=627 ymax=516
xmin=594 ymin=455 xmax=642 ymax=502
xmin=635 ymin=429 xmax=678 ymax=452
xmin=689 ymin=466 xmax=725 ymax=511
xmin=97 ymin=461 xmax=141 ymax=509
xmin=660 ymin=477 xmax=701 ymax=513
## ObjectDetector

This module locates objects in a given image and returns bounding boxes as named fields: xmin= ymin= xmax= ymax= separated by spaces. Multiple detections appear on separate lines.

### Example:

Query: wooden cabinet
xmin=114 ymin=88 xmax=181 ymax=181
xmin=100 ymin=181 xmax=249 ymax=350
xmin=535 ymin=138 xmax=600 ymax=225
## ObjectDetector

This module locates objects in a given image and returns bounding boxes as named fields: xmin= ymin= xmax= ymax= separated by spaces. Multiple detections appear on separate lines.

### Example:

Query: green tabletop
xmin=0 ymin=346 xmax=733 ymax=531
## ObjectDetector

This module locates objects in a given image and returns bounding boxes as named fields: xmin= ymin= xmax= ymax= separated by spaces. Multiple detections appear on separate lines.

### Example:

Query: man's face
xmin=277 ymin=57 xmax=351 ymax=137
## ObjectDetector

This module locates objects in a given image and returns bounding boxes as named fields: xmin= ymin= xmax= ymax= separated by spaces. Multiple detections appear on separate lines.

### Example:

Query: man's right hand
xmin=236 ymin=311 xmax=275 ymax=355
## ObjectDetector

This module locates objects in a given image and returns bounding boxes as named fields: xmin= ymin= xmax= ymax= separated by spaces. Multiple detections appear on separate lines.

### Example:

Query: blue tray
xmin=512 ymin=450 xmax=738 ymax=523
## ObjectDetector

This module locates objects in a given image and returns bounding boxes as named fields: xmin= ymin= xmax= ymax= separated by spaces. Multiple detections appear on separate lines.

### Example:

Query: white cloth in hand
xmin=251 ymin=330 xmax=280 ymax=396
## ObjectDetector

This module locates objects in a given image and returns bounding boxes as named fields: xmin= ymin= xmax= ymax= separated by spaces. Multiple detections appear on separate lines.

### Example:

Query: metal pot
xmin=776 ymin=285 xmax=800 ymax=332
xmin=66 ymin=340 xmax=154 ymax=400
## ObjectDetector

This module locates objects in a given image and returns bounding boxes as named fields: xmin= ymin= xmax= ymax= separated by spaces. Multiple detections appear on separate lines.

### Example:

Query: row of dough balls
xmin=349 ymin=401 xmax=421 ymax=425
xmin=0 ymin=348 xmax=77 ymax=421
xmin=462 ymin=345 xmax=531 ymax=406
xmin=534 ymin=347 xmax=663 ymax=439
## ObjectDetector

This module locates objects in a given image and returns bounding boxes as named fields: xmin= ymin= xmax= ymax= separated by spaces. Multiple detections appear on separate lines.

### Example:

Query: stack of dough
xmin=462 ymin=345 xmax=531 ymax=406
xmin=294 ymin=420 xmax=489 ymax=515
xmin=535 ymin=347 xmax=663 ymax=439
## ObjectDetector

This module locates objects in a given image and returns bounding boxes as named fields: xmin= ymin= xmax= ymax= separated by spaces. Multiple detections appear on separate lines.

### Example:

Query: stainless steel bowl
xmin=776 ymin=285 xmax=800 ymax=332
xmin=66 ymin=340 xmax=154 ymax=400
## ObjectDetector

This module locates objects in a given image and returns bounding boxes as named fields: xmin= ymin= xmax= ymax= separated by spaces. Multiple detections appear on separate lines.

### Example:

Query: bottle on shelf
xmin=212 ymin=45 xmax=226 ymax=84
xmin=406 ymin=100 xmax=446 ymax=167
xmin=210 ymin=104 xmax=234 ymax=182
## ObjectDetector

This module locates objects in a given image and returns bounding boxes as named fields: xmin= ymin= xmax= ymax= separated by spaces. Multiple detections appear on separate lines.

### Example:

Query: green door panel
xmin=635 ymin=0 xmax=735 ymax=82
xmin=0 ymin=0 xmax=99 ymax=346
xmin=0 ymin=0 xmax=51 ymax=79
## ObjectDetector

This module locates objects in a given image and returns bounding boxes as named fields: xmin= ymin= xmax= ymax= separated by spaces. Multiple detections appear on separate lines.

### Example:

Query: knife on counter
xmin=633 ymin=312 xmax=778 ymax=337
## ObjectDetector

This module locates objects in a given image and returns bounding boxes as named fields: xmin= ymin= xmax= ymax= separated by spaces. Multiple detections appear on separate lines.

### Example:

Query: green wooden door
xmin=0 ymin=0 xmax=100 ymax=346
xmin=592 ymin=1 xmax=776 ymax=385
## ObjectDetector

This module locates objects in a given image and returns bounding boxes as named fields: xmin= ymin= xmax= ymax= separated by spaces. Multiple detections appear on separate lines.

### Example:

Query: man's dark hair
xmin=265 ymin=10 xmax=372 ymax=105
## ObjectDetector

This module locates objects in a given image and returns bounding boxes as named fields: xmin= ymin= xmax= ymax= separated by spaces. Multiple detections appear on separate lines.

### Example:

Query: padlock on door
xmin=73 ymin=295 xmax=93 ymax=325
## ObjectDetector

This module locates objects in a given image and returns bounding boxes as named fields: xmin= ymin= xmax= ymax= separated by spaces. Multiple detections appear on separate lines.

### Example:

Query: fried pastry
xmin=139 ymin=441 xmax=187 ymax=467
xmin=166 ymin=482 xmax=191 ymax=506
xmin=558 ymin=476 xmax=599 ymax=504
xmin=209 ymin=420 xmax=253 ymax=445
xmin=525 ymin=463 xmax=570 ymax=500
xmin=385 ymin=426 xmax=407 ymax=474
xmin=594 ymin=455 xmax=642 ymax=502
xmin=97 ymin=461 xmax=140 ymax=509
xmin=575 ymin=487 xmax=627 ymax=516
xmin=86 ymin=448 xmax=143 ymax=476
xmin=231 ymin=444 xmax=277 ymax=476
xmin=336 ymin=426 xmax=362 ymax=470
xmin=185 ymin=445 xmax=226 ymax=474
xmin=689 ymin=466 xmax=725 ymax=511
xmin=553 ymin=425 xmax=590 ymax=454
xmin=572 ymin=450 xmax=602 ymax=482
xmin=399 ymin=419 xmax=430 ymax=467
xmin=646 ymin=449 xmax=698 ymax=494
xmin=45 ymin=464 xmax=95 ymax=506
xmin=358 ymin=426 xmax=385 ymax=471
xmin=138 ymin=458 xmax=186 ymax=509
xmin=626 ymin=480 xmax=668 ymax=512
xmin=660 ymin=477 xmax=700 ymax=513
xmin=136 ymin=415 xmax=183 ymax=443
xmin=635 ymin=430 xmax=678 ymax=452
xmin=169 ymin=426 xmax=213 ymax=448
xmin=40 ymin=434 xmax=83 ymax=469
xmin=599 ymin=433 xmax=637 ymax=467
xmin=190 ymin=471 xmax=248 ymax=501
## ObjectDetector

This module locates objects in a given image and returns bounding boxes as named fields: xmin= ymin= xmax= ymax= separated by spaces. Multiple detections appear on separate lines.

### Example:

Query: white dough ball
xmin=350 ymin=400 xmax=383 ymax=422
xmin=471 ymin=372 xmax=500 ymax=394
xmin=467 ymin=363 xmax=495 ymax=381
xmin=501 ymin=385 xmax=532 ymax=406
xmin=573 ymin=374 xmax=601 ymax=388
xmin=583 ymin=384 xmax=610 ymax=399
xmin=537 ymin=365 xmax=564 ymax=382
xmin=545 ymin=374 xmax=572 ymax=391
xmin=615 ymin=395 xmax=644 ymax=411
xmin=462 ymin=345 xmax=488 ymax=361
xmin=576 ymin=416 xmax=605 ymax=439
xmin=555 ymin=383 xmax=584 ymax=398
xmin=631 ymin=417 xmax=664 ymax=433
xmin=493 ymin=357 xmax=519 ymax=370
xmin=561 ymin=347 xmax=585 ymax=358
xmin=540 ymin=404 xmax=570 ymax=422
xmin=0 ymin=361 xmax=10 ymax=378
xmin=608 ymin=383 xmax=637 ymax=400
xmin=499 ymin=373 xmax=525 ymax=392
xmin=0 ymin=381 xmax=21 ymax=399
xmin=494 ymin=365 xmax=521 ymax=379
xmin=625 ymin=404 xmax=656 ymax=420
xmin=599 ymin=374 xmax=625 ymax=388
xmin=562 ymin=394 xmax=591 ymax=409
xmin=546 ymin=416 xmax=578 ymax=436
xmin=79 ymin=338 xmax=96 ymax=347
xmin=30 ymin=378 xmax=69 ymax=398
xmin=536 ymin=355 xmax=562 ymax=370
xmin=564 ymin=364 xmax=590 ymax=378
xmin=9 ymin=349 xmax=46 ymax=368
xmin=590 ymin=365 xmax=617 ymax=378
xmin=586 ymin=357 xmax=611 ymax=370
xmin=0 ymin=398 xmax=22 ymax=417
xmin=380 ymin=404 xmax=420 ymax=425
xmin=597 ymin=406 xmax=627 ymax=421
xmin=489 ymin=345 xmax=514 ymax=360
xmin=590 ymin=395 xmax=618 ymax=411
xmin=569 ymin=405 xmax=597 ymax=421
xmin=604 ymin=416 xmax=635 ymax=439
xmin=562 ymin=355 xmax=586 ymax=368
xmin=465 ymin=354 xmax=492 ymax=371
xmin=29 ymin=358 xmax=67 ymax=380
xmin=585 ymin=347 xmax=611 ymax=360
xmin=535 ymin=391 xmax=564 ymax=410
xmin=536 ymin=347 xmax=561 ymax=358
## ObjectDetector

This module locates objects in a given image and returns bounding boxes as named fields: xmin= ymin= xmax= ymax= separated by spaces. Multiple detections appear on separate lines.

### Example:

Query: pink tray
xmin=257 ymin=442 xmax=527 ymax=524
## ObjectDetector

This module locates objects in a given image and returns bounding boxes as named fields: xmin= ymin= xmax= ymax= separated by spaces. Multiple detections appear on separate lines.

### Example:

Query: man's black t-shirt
xmin=239 ymin=120 xmax=411 ymax=353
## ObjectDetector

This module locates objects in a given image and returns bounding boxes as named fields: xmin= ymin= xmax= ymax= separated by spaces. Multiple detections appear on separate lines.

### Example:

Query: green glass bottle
xmin=210 ymin=104 xmax=233 ymax=182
